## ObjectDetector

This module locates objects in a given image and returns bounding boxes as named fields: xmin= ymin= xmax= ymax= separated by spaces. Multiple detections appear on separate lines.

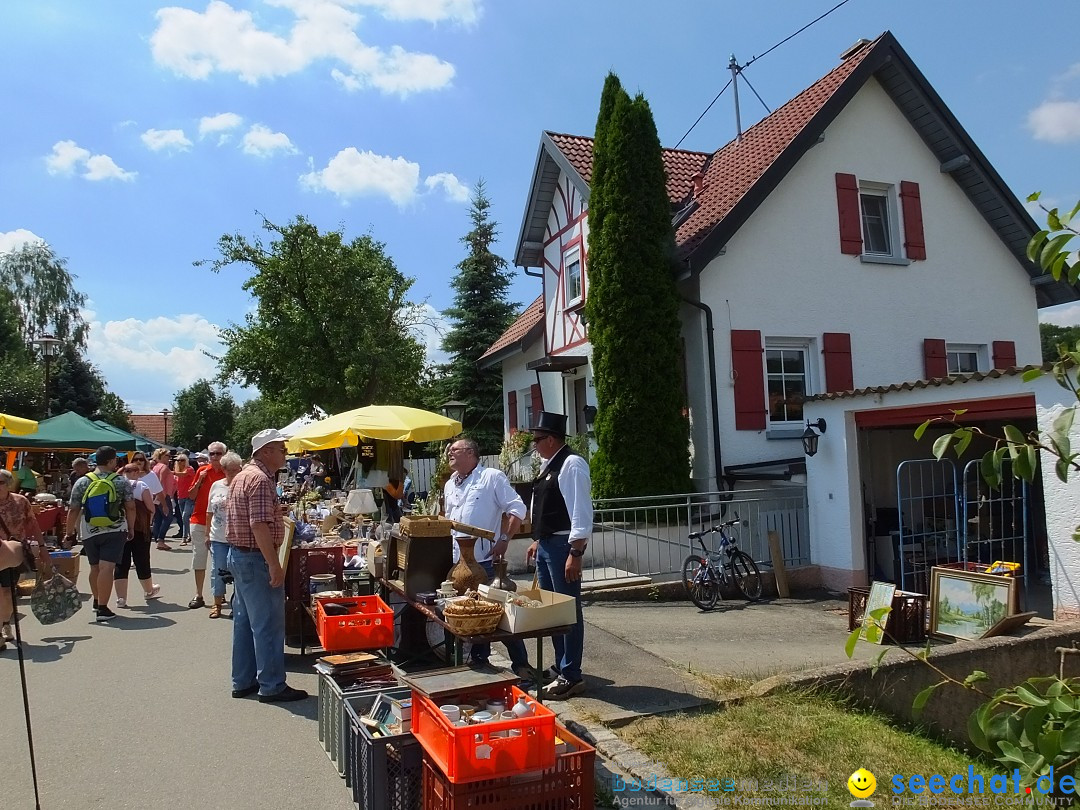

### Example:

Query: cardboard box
xmin=487 ymin=586 xmax=577 ymax=634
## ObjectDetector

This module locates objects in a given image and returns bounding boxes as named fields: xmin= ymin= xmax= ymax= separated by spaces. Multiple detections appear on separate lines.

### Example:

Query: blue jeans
xmin=152 ymin=504 xmax=171 ymax=542
xmin=228 ymin=547 xmax=286 ymax=696
xmin=211 ymin=541 xmax=231 ymax=599
xmin=175 ymin=498 xmax=194 ymax=539
xmin=536 ymin=535 xmax=584 ymax=683
xmin=470 ymin=559 xmax=530 ymax=670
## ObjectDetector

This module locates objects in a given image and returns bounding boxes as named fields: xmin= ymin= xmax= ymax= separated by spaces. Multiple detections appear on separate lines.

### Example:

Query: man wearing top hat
xmin=525 ymin=411 xmax=592 ymax=698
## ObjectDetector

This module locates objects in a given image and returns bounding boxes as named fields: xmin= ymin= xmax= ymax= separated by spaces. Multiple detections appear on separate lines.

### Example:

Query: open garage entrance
xmin=853 ymin=394 xmax=1051 ymax=616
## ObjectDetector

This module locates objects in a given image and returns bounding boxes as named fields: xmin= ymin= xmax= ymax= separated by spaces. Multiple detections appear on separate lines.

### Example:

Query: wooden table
xmin=379 ymin=577 xmax=572 ymax=705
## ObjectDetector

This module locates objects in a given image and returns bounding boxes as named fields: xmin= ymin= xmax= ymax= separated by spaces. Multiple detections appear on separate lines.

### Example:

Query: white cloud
xmin=45 ymin=140 xmax=91 ymax=175
xmin=141 ymin=128 xmax=193 ymax=151
xmin=1028 ymin=100 xmax=1080 ymax=143
xmin=424 ymin=172 xmax=469 ymax=203
xmin=349 ymin=0 xmax=480 ymax=23
xmin=45 ymin=140 xmax=136 ymax=181
xmin=199 ymin=112 xmax=245 ymax=143
xmin=150 ymin=0 xmax=455 ymax=96
xmin=0 ymin=229 xmax=46 ymax=254
xmin=301 ymin=147 xmax=420 ymax=206
xmin=241 ymin=123 xmax=298 ymax=157
xmin=1041 ymin=302 xmax=1080 ymax=327
xmin=410 ymin=302 xmax=449 ymax=365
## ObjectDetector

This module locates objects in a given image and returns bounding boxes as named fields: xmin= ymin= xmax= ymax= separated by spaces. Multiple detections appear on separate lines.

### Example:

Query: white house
xmin=481 ymin=32 xmax=1080 ymax=608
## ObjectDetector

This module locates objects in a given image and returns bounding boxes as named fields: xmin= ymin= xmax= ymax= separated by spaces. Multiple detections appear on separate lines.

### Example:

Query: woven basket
xmin=399 ymin=516 xmax=453 ymax=538
xmin=442 ymin=600 xmax=503 ymax=636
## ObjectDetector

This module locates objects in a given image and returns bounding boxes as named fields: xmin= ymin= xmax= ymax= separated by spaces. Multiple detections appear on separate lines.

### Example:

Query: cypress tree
xmin=440 ymin=180 xmax=518 ymax=454
xmin=585 ymin=72 xmax=624 ymax=297
xmin=586 ymin=91 xmax=690 ymax=498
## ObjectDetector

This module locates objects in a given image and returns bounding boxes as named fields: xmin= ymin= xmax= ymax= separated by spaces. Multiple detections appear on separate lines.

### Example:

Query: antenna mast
xmin=729 ymin=54 xmax=743 ymax=141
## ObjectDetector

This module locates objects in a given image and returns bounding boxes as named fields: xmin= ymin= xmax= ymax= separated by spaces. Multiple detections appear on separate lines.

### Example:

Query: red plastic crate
xmin=314 ymin=594 xmax=394 ymax=652
xmin=422 ymin=724 xmax=595 ymax=809
xmin=412 ymin=685 xmax=557 ymax=784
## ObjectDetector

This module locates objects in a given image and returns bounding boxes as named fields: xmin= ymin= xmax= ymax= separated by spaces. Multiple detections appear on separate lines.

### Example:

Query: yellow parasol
xmin=285 ymin=405 xmax=462 ymax=452
xmin=0 ymin=413 xmax=39 ymax=437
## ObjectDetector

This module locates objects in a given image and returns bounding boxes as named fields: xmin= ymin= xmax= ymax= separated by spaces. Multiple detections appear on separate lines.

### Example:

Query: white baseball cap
xmin=251 ymin=428 xmax=289 ymax=453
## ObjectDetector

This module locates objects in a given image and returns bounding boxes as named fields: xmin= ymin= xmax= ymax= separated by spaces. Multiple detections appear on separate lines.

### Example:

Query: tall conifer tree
xmin=586 ymin=89 xmax=690 ymax=498
xmin=440 ymin=180 xmax=517 ymax=454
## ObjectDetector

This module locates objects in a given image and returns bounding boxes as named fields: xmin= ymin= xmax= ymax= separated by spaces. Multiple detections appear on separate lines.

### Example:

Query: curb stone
xmin=555 ymin=706 xmax=721 ymax=810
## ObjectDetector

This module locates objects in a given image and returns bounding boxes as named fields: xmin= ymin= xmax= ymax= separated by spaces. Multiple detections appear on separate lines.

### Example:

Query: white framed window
xmin=946 ymin=343 xmax=985 ymax=375
xmin=564 ymin=248 xmax=583 ymax=306
xmin=859 ymin=182 xmax=906 ymax=265
xmin=765 ymin=341 xmax=811 ymax=435
xmin=520 ymin=388 xmax=534 ymax=431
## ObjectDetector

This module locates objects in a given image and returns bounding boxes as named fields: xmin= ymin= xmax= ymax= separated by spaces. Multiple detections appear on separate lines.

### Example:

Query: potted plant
xmin=500 ymin=431 xmax=539 ymax=504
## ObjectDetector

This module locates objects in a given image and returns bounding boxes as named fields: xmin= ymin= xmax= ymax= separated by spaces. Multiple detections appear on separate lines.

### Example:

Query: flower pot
xmin=449 ymin=536 xmax=489 ymax=594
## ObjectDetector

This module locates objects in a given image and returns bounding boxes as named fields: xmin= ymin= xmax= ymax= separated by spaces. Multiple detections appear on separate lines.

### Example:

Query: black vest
xmin=531 ymin=444 xmax=577 ymax=537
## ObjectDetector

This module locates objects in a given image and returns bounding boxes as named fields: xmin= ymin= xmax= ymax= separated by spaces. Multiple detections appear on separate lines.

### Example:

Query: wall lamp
xmin=582 ymin=405 xmax=597 ymax=427
xmin=801 ymin=418 xmax=827 ymax=457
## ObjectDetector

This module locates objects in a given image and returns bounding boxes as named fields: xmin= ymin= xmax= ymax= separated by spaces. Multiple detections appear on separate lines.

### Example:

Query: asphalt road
xmin=2 ymin=546 xmax=354 ymax=810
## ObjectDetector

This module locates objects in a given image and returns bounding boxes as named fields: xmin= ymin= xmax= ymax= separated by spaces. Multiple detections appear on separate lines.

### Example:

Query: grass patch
xmin=619 ymin=687 xmax=1001 ymax=807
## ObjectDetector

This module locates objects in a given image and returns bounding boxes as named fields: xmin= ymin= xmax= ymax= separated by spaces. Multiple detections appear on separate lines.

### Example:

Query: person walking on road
xmin=186 ymin=442 xmax=227 ymax=609
xmin=443 ymin=436 xmax=532 ymax=676
xmin=65 ymin=446 xmax=136 ymax=623
xmin=172 ymin=454 xmax=196 ymax=544
xmin=526 ymin=412 xmax=592 ymax=699
xmin=206 ymin=451 xmax=244 ymax=619
xmin=114 ymin=464 xmax=162 ymax=607
xmin=0 ymin=469 xmax=49 ymax=650
xmin=226 ymin=429 xmax=306 ymax=703
xmin=150 ymin=448 xmax=175 ymax=550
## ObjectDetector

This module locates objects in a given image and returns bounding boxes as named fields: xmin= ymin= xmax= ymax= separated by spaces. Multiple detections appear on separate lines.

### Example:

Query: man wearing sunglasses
xmin=186 ymin=441 xmax=228 ymax=609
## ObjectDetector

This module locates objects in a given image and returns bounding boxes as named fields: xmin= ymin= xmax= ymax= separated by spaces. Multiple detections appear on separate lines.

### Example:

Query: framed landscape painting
xmin=929 ymin=567 xmax=1015 ymax=640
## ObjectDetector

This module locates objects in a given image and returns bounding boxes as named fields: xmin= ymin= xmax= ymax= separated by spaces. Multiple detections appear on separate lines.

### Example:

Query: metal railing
xmin=586 ymin=486 xmax=810 ymax=583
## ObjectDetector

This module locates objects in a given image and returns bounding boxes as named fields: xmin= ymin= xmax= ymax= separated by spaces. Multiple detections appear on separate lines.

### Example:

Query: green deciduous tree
xmin=438 ymin=181 xmax=517 ymax=454
xmin=96 ymin=391 xmax=133 ymax=433
xmin=172 ymin=379 xmax=236 ymax=450
xmin=201 ymin=214 xmax=428 ymax=415
xmin=585 ymin=80 xmax=690 ymax=498
xmin=1040 ymin=323 xmax=1080 ymax=362
xmin=49 ymin=344 xmax=104 ymax=418
xmin=229 ymin=395 xmax=298 ymax=458
xmin=0 ymin=241 xmax=88 ymax=346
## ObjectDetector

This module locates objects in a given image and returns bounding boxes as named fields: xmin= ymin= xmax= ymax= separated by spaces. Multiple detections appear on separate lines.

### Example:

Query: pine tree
xmin=440 ymin=180 xmax=518 ymax=454
xmin=586 ymin=90 xmax=690 ymax=498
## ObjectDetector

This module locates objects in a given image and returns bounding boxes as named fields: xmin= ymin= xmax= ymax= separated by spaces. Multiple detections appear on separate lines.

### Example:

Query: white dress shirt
xmin=535 ymin=451 xmax=593 ymax=544
xmin=443 ymin=465 xmax=527 ymax=564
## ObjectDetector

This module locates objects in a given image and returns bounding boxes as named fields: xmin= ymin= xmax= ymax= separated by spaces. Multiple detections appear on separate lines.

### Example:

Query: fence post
xmin=768 ymin=530 xmax=790 ymax=598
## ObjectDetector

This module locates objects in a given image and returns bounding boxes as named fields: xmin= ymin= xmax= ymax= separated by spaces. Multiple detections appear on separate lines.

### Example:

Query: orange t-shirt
xmin=189 ymin=464 xmax=226 ymax=525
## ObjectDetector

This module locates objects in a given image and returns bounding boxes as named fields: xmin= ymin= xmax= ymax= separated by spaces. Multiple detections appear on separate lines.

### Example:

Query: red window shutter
xmin=992 ymin=341 xmax=1017 ymax=370
xmin=530 ymin=383 xmax=543 ymax=419
xmin=507 ymin=391 xmax=518 ymax=432
xmin=731 ymin=329 xmax=766 ymax=430
xmin=835 ymin=173 xmax=862 ymax=255
xmin=923 ymin=339 xmax=947 ymax=379
xmin=822 ymin=332 xmax=854 ymax=393
xmin=900 ymin=181 xmax=926 ymax=260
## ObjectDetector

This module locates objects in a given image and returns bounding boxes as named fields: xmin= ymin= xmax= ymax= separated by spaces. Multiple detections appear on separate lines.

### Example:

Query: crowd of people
xmin=1 ymin=409 xmax=593 ymax=702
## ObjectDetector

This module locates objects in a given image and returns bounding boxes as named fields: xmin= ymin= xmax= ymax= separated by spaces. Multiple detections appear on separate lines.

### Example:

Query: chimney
xmin=691 ymin=172 xmax=706 ymax=198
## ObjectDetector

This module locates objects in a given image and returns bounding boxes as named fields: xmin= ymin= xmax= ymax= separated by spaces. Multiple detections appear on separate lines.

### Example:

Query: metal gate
xmin=895 ymin=457 xmax=1030 ymax=598
xmin=962 ymin=458 xmax=1029 ymax=595
xmin=896 ymin=459 xmax=961 ymax=594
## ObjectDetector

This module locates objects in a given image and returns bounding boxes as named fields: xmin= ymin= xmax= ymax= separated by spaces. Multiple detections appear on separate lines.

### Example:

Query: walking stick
xmin=9 ymin=579 xmax=43 ymax=810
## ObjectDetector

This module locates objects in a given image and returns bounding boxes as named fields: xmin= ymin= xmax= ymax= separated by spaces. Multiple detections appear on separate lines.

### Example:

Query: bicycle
xmin=681 ymin=514 xmax=763 ymax=610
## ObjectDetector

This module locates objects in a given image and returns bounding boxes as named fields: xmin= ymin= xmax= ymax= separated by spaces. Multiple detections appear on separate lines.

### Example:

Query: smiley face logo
xmin=847 ymin=768 xmax=876 ymax=799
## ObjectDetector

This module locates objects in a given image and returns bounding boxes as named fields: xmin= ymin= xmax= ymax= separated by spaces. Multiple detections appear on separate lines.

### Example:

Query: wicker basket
xmin=442 ymin=600 xmax=503 ymax=636
xmin=399 ymin=516 xmax=453 ymax=538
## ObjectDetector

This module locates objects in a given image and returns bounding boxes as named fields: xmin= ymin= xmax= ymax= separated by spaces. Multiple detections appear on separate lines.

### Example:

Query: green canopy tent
xmin=92 ymin=421 xmax=164 ymax=455
xmin=0 ymin=411 xmax=140 ymax=451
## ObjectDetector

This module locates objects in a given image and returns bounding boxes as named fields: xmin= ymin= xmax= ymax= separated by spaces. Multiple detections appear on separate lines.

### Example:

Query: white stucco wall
xmin=695 ymin=76 xmax=1043 ymax=474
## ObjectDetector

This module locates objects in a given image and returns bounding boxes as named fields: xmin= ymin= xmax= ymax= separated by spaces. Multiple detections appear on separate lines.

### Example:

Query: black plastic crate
xmin=344 ymin=689 xmax=421 ymax=810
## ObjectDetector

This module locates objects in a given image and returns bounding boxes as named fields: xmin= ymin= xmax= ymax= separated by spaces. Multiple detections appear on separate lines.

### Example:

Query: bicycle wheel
xmin=682 ymin=555 xmax=719 ymax=611
xmin=729 ymin=550 xmax=763 ymax=601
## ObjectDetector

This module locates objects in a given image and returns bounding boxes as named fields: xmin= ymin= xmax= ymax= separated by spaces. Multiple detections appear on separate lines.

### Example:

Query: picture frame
xmin=929 ymin=567 xmax=1016 ymax=640
xmin=859 ymin=581 xmax=896 ymax=645
xmin=279 ymin=516 xmax=294 ymax=574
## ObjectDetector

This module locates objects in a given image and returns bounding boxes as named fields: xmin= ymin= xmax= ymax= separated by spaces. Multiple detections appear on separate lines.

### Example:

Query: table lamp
xmin=344 ymin=488 xmax=378 ymax=518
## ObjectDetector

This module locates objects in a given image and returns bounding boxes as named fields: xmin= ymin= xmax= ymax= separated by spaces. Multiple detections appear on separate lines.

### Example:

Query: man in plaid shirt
xmin=226 ymin=429 xmax=307 ymax=703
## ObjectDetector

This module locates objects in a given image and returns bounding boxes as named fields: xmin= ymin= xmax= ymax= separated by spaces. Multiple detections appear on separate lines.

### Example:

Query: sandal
xmin=157 ymin=543 xmax=172 ymax=551
xmin=188 ymin=595 xmax=206 ymax=609
xmin=208 ymin=604 xmax=222 ymax=619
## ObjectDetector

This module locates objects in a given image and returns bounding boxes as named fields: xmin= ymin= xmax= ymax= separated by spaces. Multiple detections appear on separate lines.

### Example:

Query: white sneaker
xmin=115 ymin=598 xmax=127 ymax=608
xmin=144 ymin=584 xmax=162 ymax=601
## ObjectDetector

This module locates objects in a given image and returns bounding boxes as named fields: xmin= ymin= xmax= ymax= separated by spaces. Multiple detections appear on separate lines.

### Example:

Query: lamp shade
xmin=344 ymin=488 xmax=378 ymax=515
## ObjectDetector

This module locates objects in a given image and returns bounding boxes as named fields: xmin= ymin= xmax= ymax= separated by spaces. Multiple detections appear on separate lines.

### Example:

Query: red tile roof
xmin=478 ymin=295 xmax=545 ymax=363
xmin=546 ymin=36 xmax=880 ymax=262
xmin=130 ymin=414 xmax=171 ymax=445
xmin=546 ymin=132 xmax=710 ymax=206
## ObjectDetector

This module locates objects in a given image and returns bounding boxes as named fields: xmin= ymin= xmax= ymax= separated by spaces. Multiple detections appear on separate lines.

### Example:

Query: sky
xmin=2 ymin=1 xmax=1078 ymax=417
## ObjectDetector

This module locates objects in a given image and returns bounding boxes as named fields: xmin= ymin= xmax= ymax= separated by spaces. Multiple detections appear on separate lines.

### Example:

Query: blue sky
xmin=2 ymin=1 xmax=1078 ymax=417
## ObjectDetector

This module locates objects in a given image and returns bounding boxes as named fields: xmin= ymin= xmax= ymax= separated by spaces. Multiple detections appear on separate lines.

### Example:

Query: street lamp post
xmin=195 ymin=433 xmax=203 ymax=451
xmin=32 ymin=334 xmax=61 ymax=417
xmin=160 ymin=408 xmax=171 ymax=445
